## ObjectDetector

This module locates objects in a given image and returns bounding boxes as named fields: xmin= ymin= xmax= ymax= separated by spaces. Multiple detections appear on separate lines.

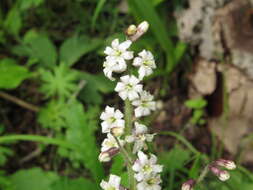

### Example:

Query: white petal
xmin=104 ymin=47 xmax=114 ymax=55
xmin=133 ymin=57 xmax=143 ymax=67
xmin=105 ymin=106 xmax=115 ymax=114
xmin=115 ymin=110 xmax=123 ymax=119
xmin=122 ymin=51 xmax=133 ymax=60
xmin=128 ymin=91 xmax=139 ymax=101
xmin=126 ymin=135 xmax=135 ymax=143
xmin=119 ymin=91 xmax=128 ymax=100
xmin=129 ymin=75 xmax=140 ymax=85
xmin=135 ymin=84 xmax=143 ymax=93
xmin=138 ymin=151 xmax=148 ymax=164
xmin=135 ymin=107 xmax=143 ymax=118
xmin=118 ymin=40 xmax=132 ymax=50
xmin=138 ymin=66 xmax=146 ymax=80
xmin=101 ymin=121 xmax=110 ymax=133
xmin=139 ymin=50 xmax=147 ymax=58
xmin=111 ymin=39 xmax=119 ymax=48
xmin=120 ymin=75 xmax=130 ymax=83
xmin=115 ymin=82 xmax=125 ymax=92
xmin=109 ymin=174 xmax=121 ymax=187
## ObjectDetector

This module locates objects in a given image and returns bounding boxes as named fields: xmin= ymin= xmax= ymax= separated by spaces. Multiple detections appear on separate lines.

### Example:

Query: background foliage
xmin=0 ymin=0 xmax=252 ymax=190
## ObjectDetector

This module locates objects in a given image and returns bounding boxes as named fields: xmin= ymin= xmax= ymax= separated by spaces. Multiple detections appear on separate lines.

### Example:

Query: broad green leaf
xmin=110 ymin=155 xmax=125 ymax=175
xmin=10 ymin=168 xmax=59 ymax=190
xmin=79 ymin=72 xmax=115 ymax=105
xmin=0 ymin=58 xmax=31 ymax=89
xmin=63 ymin=101 xmax=104 ymax=183
xmin=159 ymin=146 xmax=191 ymax=172
xmin=185 ymin=98 xmax=207 ymax=109
xmin=23 ymin=31 xmax=57 ymax=68
xmin=17 ymin=0 xmax=44 ymax=10
xmin=51 ymin=177 xmax=99 ymax=190
xmin=60 ymin=35 xmax=102 ymax=66
xmin=4 ymin=7 xmax=22 ymax=36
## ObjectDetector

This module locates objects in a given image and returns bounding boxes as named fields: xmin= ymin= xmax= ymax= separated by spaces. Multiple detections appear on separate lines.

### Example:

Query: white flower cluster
xmin=99 ymin=21 xmax=163 ymax=190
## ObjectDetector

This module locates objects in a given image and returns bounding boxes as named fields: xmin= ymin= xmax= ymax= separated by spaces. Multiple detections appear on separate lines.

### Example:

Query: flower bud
xmin=138 ymin=21 xmax=149 ymax=33
xmin=99 ymin=147 xmax=120 ymax=162
xmin=126 ymin=24 xmax=137 ymax=36
xmin=215 ymin=159 xmax=236 ymax=170
xmin=99 ymin=152 xmax=111 ymax=162
xmin=111 ymin=127 xmax=124 ymax=137
xmin=181 ymin=179 xmax=195 ymax=190
xmin=209 ymin=166 xmax=230 ymax=181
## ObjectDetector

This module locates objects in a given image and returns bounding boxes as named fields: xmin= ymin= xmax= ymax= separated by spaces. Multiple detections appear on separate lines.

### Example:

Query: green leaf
xmin=17 ymin=0 xmax=44 ymax=11
xmin=0 ymin=58 xmax=31 ymax=89
xmin=39 ymin=63 xmax=79 ymax=99
xmin=51 ymin=177 xmax=99 ymax=190
xmin=110 ymin=155 xmax=125 ymax=175
xmin=60 ymin=35 xmax=102 ymax=66
xmin=4 ymin=7 xmax=22 ymax=36
xmin=91 ymin=0 xmax=106 ymax=29
xmin=185 ymin=98 xmax=207 ymax=109
xmin=38 ymin=100 xmax=67 ymax=130
xmin=159 ymin=146 xmax=191 ymax=172
xmin=63 ymin=101 xmax=104 ymax=183
xmin=128 ymin=0 xmax=175 ymax=71
xmin=23 ymin=31 xmax=57 ymax=68
xmin=10 ymin=168 xmax=59 ymax=190
xmin=79 ymin=72 xmax=115 ymax=105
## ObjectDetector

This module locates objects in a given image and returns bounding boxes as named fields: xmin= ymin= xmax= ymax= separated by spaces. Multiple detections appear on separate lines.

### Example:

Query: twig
xmin=0 ymin=91 xmax=39 ymax=112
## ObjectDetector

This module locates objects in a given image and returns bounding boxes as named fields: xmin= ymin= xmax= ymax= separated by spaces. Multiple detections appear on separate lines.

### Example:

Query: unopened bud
xmin=215 ymin=159 xmax=236 ymax=170
xmin=111 ymin=127 xmax=124 ymax=137
xmin=156 ymin=100 xmax=164 ymax=110
xmin=126 ymin=25 xmax=137 ymax=36
xmin=119 ymin=186 xmax=128 ymax=190
xmin=99 ymin=147 xmax=120 ymax=162
xmin=99 ymin=152 xmax=110 ymax=162
xmin=181 ymin=179 xmax=195 ymax=190
xmin=209 ymin=166 xmax=230 ymax=181
xmin=138 ymin=21 xmax=149 ymax=33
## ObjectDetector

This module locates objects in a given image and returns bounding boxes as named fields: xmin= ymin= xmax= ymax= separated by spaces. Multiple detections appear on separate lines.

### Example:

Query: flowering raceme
xmin=99 ymin=21 xmax=162 ymax=190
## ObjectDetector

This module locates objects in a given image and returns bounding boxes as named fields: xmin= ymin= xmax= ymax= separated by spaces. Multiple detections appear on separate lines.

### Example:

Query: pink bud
xmin=99 ymin=147 xmax=120 ymax=162
xmin=215 ymin=159 xmax=236 ymax=170
xmin=181 ymin=179 xmax=195 ymax=190
xmin=209 ymin=166 xmax=230 ymax=181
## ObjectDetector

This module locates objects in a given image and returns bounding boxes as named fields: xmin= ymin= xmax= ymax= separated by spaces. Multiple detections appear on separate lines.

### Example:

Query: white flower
xmin=115 ymin=75 xmax=143 ymax=101
xmin=104 ymin=38 xmax=133 ymax=69
xmin=133 ymin=50 xmax=156 ymax=79
xmin=133 ymin=151 xmax=163 ymax=182
xmin=136 ymin=174 xmax=161 ymax=190
xmin=101 ymin=133 xmax=124 ymax=152
xmin=100 ymin=106 xmax=125 ymax=135
xmin=100 ymin=174 xmax=121 ymax=190
xmin=132 ymin=91 xmax=156 ymax=118
xmin=126 ymin=122 xmax=154 ymax=153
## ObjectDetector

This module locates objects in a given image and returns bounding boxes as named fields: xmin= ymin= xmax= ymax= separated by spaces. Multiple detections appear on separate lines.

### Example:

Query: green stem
xmin=0 ymin=134 xmax=75 ymax=149
xmin=124 ymin=99 xmax=136 ymax=190
xmin=196 ymin=165 xmax=209 ymax=184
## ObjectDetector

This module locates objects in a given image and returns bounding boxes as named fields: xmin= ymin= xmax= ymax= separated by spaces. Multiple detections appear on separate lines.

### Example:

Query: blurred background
xmin=0 ymin=0 xmax=253 ymax=189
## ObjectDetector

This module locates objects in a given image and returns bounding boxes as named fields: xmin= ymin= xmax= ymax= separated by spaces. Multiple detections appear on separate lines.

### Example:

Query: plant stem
xmin=196 ymin=165 xmax=209 ymax=184
xmin=0 ymin=134 xmax=75 ymax=149
xmin=112 ymin=134 xmax=133 ymax=165
xmin=0 ymin=91 xmax=40 ymax=112
xmin=124 ymin=99 xmax=136 ymax=190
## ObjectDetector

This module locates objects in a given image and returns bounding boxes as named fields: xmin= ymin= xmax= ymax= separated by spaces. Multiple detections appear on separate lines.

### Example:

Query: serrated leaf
xmin=0 ymin=58 xmax=31 ymax=89
xmin=10 ymin=168 xmax=59 ymax=190
xmin=60 ymin=35 xmax=102 ymax=66
xmin=63 ymin=101 xmax=104 ymax=183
